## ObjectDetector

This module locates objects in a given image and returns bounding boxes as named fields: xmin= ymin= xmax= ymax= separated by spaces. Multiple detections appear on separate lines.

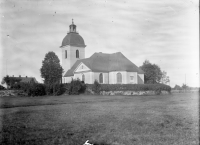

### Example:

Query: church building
xmin=60 ymin=20 xmax=144 ymax=84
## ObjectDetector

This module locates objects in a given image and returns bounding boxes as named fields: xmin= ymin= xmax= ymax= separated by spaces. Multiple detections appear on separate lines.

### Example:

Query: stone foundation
xmin=100 ymin=90 xmax=170 ymax=96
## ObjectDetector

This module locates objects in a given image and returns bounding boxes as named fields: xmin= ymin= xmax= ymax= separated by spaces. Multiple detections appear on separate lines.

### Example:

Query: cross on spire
xmin=69 ymin=19 xmax=76 ymax=33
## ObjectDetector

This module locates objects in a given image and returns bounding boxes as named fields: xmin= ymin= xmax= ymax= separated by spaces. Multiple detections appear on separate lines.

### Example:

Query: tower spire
xmin=69 ymin=18 xmax=76 ymax=33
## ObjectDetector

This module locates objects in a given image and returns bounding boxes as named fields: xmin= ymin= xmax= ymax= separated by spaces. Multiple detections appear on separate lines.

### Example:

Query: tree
xmin=182 ymin=84 xmax=188 ymax=90
xmin=174 ymin=84 xmax=182 ymax=90
xmin=40 ymin=51 xmax=63 ymax=87
xmin=161 ymin=71 xmax=170 ymax=85
xmin=139 ymin=60 xmax=162 ymax=84
xmin=1 ymin=75 xmax=21 ymax=88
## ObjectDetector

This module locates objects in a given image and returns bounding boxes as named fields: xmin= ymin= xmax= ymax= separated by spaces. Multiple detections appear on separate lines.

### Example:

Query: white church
xmin=61 ymin=20 xmax=144 ymax=84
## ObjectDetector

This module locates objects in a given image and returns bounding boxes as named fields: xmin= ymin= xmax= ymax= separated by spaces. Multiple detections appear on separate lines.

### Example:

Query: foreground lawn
xmin=0 ymin=93 xmax=199 ymax=145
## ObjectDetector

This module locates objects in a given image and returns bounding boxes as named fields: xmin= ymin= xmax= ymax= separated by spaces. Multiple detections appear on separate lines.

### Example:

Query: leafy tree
xmin=174 ymin=84 xmax=182 ymax=90
xmin=182 ymin=84 xmax=188 ymax=90
xmin=40 ymin=52 xmax=63 ymax=93
xmin=92 ymin=79 xmax=101 ymax=94
xmin=1 ymin=75 xmax=21 ymax=88
xmin=161 ymin=71 xmax=170 ymax=85
xmin=139 ymin=60 xmax=162 ymax=84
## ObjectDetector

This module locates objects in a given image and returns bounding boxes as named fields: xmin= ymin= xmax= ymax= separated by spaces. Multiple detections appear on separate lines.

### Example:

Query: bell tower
xmin=60 ymin=19 xmax=86 ymax=76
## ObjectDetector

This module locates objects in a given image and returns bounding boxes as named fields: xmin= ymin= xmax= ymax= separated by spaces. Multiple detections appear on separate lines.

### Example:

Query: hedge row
xmin=87 ymin=83 xmax=171 ymax=94
xmin=10 ymin=79 xmax=86 ymax=96
xmin=7 ymin=80 xmax=171 ymax=96
xmin=11 ymin=82 xmax=64 ymax=96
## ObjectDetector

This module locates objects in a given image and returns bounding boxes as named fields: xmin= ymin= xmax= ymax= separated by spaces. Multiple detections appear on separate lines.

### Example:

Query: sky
xmin=0 ymin=0 xmax=199 ymax=87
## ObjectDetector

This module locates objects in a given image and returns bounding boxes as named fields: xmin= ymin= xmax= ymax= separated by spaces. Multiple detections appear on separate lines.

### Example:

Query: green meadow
xmin=0 ymin=93 xmax=199 ymax=145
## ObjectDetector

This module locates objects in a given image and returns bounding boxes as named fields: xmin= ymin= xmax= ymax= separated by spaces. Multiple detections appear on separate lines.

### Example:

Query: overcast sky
xmin=0 ymin=0 xmax=199 ymax=87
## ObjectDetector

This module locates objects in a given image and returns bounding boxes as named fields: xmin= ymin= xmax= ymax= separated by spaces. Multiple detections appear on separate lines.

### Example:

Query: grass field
xmin=0 ymin=93 xmax=199 ymax=145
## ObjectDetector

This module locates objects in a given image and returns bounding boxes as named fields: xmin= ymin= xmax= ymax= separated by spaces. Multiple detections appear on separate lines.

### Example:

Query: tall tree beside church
xmin=139 ymin=60 xmax=162 ymax=84
xmin=40 ymin=51 xmax=63 ymax=85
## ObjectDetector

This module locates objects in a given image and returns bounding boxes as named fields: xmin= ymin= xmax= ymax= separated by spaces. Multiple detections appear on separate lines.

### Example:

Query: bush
xmin=92 ymin=80 xmax=101 ymax=94
xmin=43 ymin=83 xmax=66 ymax=96
xmin=11 ymin=82 xmax=46 ymax=96
xmin=65 ymin=79 xmax=86 ymax=95
xmin=53 ymin=84 xmax=65 ymax=96
xmin=11 ymin=83 xmax=21 ymax=90
xmin=20 ymin=83 xmax=31 ymax=93
xmin=27 ymin=83 xmax=46 ymax=96
xmin=45 ymin=84 xmax=53 ymax=95
xmin=0 ymin=85 xmax=6 ymax=90
xmin=70 ymin=80 xmax=81 ymax=95
xmin=2 ymin=82 xmax=67 ymax=96
xmin=64 ymin=83 xmax=71 ymax=95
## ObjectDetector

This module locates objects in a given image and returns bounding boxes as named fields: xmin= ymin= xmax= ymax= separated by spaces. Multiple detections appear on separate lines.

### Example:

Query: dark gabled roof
xmin=20 ymin=77 xmax=38 ymax=83
xmin=64 ymin=52 xmax=144 ymax=77
xmin=8 ymin=76 xmax=38 ymax=83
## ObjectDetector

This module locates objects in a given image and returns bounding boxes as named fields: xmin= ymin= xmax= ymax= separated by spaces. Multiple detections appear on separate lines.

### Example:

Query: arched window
xmin=99 ymin=73 xmax=103 ymax=83
xmin=76 ymin=50 xmax=79 ymax=58
xmin=82 ymin=74 xmax=85 ymax=82
xmin=117 ymin=73 xmax=122 ymax=84
xmin=65 ymin=50 xmax=67 ymax=58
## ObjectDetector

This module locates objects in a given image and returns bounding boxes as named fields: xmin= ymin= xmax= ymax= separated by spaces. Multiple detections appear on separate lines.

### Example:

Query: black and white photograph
xmin=0 ymin=0 xmax=199 ymax=144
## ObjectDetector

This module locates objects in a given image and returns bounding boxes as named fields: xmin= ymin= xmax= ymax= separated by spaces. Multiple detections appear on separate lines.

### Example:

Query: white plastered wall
xmin=109 ymin=71 xmax=127 ymax=84
xmin=127 ymin=72 xmax=138 ymax=84
xmin=93 ymin=72 xmax=109 ymax=84
xmin=61 ymin=45 xmax=85 ymax=76
xmin=138 ymin=74 xmax=144 ymax=84
xmin=62 ymin=77 xmax=73 ymax=83
xmin=74 ymin=72 xmax=92 ymax=84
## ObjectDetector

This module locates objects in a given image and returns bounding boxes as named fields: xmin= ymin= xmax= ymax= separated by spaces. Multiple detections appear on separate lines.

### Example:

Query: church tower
xmin=60 ymin=19 xmax=86 ymax=75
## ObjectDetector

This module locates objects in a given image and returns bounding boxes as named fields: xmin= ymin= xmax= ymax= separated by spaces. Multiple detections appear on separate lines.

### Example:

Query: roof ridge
xmin=64 ymin=52 xmax=144 ymax=77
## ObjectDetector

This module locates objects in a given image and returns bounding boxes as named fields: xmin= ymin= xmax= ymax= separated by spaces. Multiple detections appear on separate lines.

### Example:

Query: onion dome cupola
xmin=61 ymin=19 xmax=86 ymax=48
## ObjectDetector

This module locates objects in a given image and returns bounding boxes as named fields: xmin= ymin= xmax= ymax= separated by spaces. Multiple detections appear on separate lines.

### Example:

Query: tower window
xmin=117 ymin=72 xmax=122 ymax=84
xmin=65 ymin=50 xmax=67 ymax=58
xmin=76 ymin=50 xmax=79 ymax=58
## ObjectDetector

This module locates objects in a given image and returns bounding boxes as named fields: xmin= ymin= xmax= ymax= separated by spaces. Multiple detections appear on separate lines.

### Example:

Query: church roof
xmin=64 ymin=52 xmax=144 ymax=77
xmin=61 ymin=33 xmax=86 ymax=48
xmin=60 ymin=20 xmax=86 ymax=48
